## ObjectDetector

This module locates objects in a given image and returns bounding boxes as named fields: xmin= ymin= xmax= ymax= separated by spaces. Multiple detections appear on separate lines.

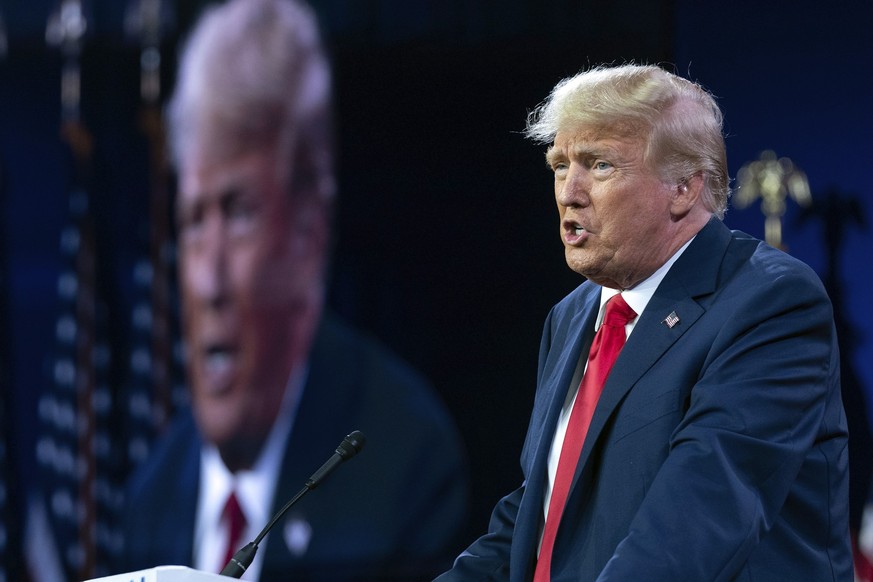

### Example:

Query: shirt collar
xmin=595 ymin=235 xmax=695 ymax=331
xmin=197 ymin=364 xmax=308 ymax=545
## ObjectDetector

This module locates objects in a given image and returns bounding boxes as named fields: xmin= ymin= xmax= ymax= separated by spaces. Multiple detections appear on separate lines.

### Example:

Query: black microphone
xmin=219 ymin=430 xmax=366 ymax=578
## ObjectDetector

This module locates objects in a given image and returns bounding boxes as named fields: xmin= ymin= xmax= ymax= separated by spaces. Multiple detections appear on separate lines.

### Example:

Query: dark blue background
xmin=2 ymin=0 xmax=871 ymax=562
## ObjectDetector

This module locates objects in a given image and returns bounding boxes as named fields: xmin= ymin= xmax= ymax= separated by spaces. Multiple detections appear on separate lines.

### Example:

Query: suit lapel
xmin=162 ymin=414 xmax=201 ymax=567
xmin=514 ymin=219 xmax=733 ymax=578
xmin=261 ymin=315 xmax=359 ymax=571
xmin=577 ymin=296 xmax=704 ymax=465
xmin=527 ymin=292 xmax=600 ymax=473
xmin=511 ymin=289 xmax=600 ymax=581
xmin=573 ymin=217 xmax=732 ymax=482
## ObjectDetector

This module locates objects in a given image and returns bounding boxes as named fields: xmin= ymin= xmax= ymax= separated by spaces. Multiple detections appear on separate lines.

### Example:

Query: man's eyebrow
xmin=545 ymin=146 xmax=563 ymax=166
xmin=573 ymin=142 xmax=611 ymax=158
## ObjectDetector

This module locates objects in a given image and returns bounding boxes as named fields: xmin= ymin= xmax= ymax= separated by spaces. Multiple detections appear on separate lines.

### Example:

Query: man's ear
xmin=292 ymin=199 xmax=330 ymax=259
xmin=288 ymin=142 xmax=332 ymax=260
xmin=671 ymin=173 xmax=705 ymax=218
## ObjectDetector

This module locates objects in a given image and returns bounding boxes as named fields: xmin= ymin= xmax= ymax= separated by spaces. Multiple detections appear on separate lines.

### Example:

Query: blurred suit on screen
xmin=120 ymin=0 xmax=468 ymax=579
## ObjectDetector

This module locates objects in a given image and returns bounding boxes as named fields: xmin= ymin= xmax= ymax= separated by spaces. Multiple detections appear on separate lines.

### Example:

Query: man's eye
xmin=552 ymin=162 xmax=568 ymax=174
xmin=178 ymin=208 xmax=204 ymax=237
xmin=593 ymin=161 xmax=612 ymax=171
xmin=225 ymin=197 xmax=261 ymax=238
xmin=228 ymin=200 xmax=255 ymax=219
xmin=224 ymin=194 xmax=260 ymax=224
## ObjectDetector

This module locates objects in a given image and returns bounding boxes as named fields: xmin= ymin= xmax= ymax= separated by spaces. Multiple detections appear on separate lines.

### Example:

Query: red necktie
xmin=534 ymin=293 xmax=637 ymax=581
xmin=221 ymin=491 xmax=247 ymax=571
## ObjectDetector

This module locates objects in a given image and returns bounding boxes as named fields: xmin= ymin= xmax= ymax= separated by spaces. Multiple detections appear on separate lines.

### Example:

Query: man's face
xmin=547 ymin=129 xmax=681 ymax=289
xmin=176 ymin=147 xmax=324 ymax=461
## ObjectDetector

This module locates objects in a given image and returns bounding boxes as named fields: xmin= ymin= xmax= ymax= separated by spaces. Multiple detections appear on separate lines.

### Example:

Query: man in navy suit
xmin=120 ymin=0 xmax=468 ymax=579
xmin=439 ymin=64 xmax=852 ymax=580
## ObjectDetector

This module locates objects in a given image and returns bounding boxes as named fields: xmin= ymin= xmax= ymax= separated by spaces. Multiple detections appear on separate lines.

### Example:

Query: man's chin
xmin=565 ymin=251 xmax=594 ymax=278
xmin=193 ymin=401 xmax=245 ymax=445
xmin=204 ymin=425 xmax=266 ymax=472
xmin=191 ymin=387 xmax=278 ymax=469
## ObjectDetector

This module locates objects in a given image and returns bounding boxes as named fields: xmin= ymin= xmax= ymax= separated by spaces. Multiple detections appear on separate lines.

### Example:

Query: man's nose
xmin=557 ymin=165 xmax=590 ymax=208
xmin=190 ymin=214 xmax=230 ymax=308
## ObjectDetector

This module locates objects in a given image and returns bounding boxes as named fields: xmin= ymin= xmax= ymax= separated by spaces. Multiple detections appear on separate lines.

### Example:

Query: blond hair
xmin=168 ymin=0 xmax=334 ymax=204
xmin=526 ymin=64 xmax=730 ymax=218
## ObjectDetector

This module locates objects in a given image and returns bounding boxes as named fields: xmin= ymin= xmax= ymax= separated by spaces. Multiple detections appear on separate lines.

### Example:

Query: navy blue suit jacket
xmin=440 ymin=218 xmax=852 ymax=581
xmin=122 ymin=313 xmax=469 ymax=580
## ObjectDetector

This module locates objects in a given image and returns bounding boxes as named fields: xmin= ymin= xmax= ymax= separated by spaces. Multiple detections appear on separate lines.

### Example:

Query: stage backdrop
xmin=0 ymin=0 xmax=870 ymax=579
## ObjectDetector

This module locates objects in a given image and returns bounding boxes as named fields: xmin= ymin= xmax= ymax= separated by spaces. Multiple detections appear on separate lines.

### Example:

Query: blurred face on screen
xmin=176 ymin=144 xmax=325 ymax=471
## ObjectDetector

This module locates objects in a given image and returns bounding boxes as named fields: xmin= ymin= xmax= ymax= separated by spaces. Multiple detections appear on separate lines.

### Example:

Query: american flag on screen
xmin=1 ymin=157 xmax=15 ymax=582
xmin=34 ymin=180 xmax=125 ymax=580
xmin=28 ymin=2 xmax=185 ymax=578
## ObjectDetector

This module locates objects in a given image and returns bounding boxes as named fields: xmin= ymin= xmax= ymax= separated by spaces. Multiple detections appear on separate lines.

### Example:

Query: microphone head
xmin=336 ymin=430 xmax=366 ymax=459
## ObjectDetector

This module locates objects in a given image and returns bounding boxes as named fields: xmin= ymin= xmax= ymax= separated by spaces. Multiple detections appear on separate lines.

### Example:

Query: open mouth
xmin=564 ymin=219 xmax=588 ymax=235
xmin=562 ymin=219 xmax=591 ymax=246
xmin=204 ymin=344 xmax=235 ymax=374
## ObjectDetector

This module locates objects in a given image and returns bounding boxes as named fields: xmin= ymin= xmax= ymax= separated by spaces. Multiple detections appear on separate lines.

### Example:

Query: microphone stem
xmin=254 ymin=484 xmax=308 ymax=546
xmin=220 ymin=431 xmax=364 ymax=578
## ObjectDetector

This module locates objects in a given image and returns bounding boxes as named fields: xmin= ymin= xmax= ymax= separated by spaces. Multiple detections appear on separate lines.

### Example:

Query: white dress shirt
xmin=194 ymin=367 xmax=307 ymax=579
xmin=539 ymin=237 xmax=694 ymax=551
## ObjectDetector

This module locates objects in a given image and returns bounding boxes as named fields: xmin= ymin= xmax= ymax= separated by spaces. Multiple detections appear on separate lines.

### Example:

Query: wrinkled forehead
xmin=177 ymin=145 xmax=286 ymax=204
xmin=186 ymin=113 xmax=287 ymax=165
xmin=550 ymin=126 xmax=648 ymax=156
xmin=552 ymin=116 xmax=652 ymax=146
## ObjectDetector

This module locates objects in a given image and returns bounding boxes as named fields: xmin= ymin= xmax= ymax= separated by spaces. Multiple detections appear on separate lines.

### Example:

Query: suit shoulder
xmin=550 ymin=279 xmax=599 ymax=318
xmin=314 ymin=313 xmax=462 ymax=446
xmin=319 ymin=313 xmax=431 ymax=393
xmin=728 ymin=229 xmax=828 ymax=296
xmin=125 ymin=409 xmax=200 ymax=502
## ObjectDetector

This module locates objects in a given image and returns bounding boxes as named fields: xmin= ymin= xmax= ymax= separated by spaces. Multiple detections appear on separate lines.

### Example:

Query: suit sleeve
xmin=438 ymin=306 xmax=564 ymax=580
xmin=597 ymin=266 xmax=844 ymax=580
xmin=435 ymin=485 xmax=523 ymax=581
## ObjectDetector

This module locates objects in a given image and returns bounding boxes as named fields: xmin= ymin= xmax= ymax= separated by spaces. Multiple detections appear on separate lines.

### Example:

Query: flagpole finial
xmin=47 ymin=0 xmax=90 ymax=121
xmin=125 ymin=0 xmax=176 ymax=105
xmin=735 ymin=150 xmax=811 ymax=251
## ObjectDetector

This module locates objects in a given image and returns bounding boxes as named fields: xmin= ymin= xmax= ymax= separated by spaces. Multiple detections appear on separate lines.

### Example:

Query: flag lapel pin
xmin=662 ymin=311 xmax=680 ymax=329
